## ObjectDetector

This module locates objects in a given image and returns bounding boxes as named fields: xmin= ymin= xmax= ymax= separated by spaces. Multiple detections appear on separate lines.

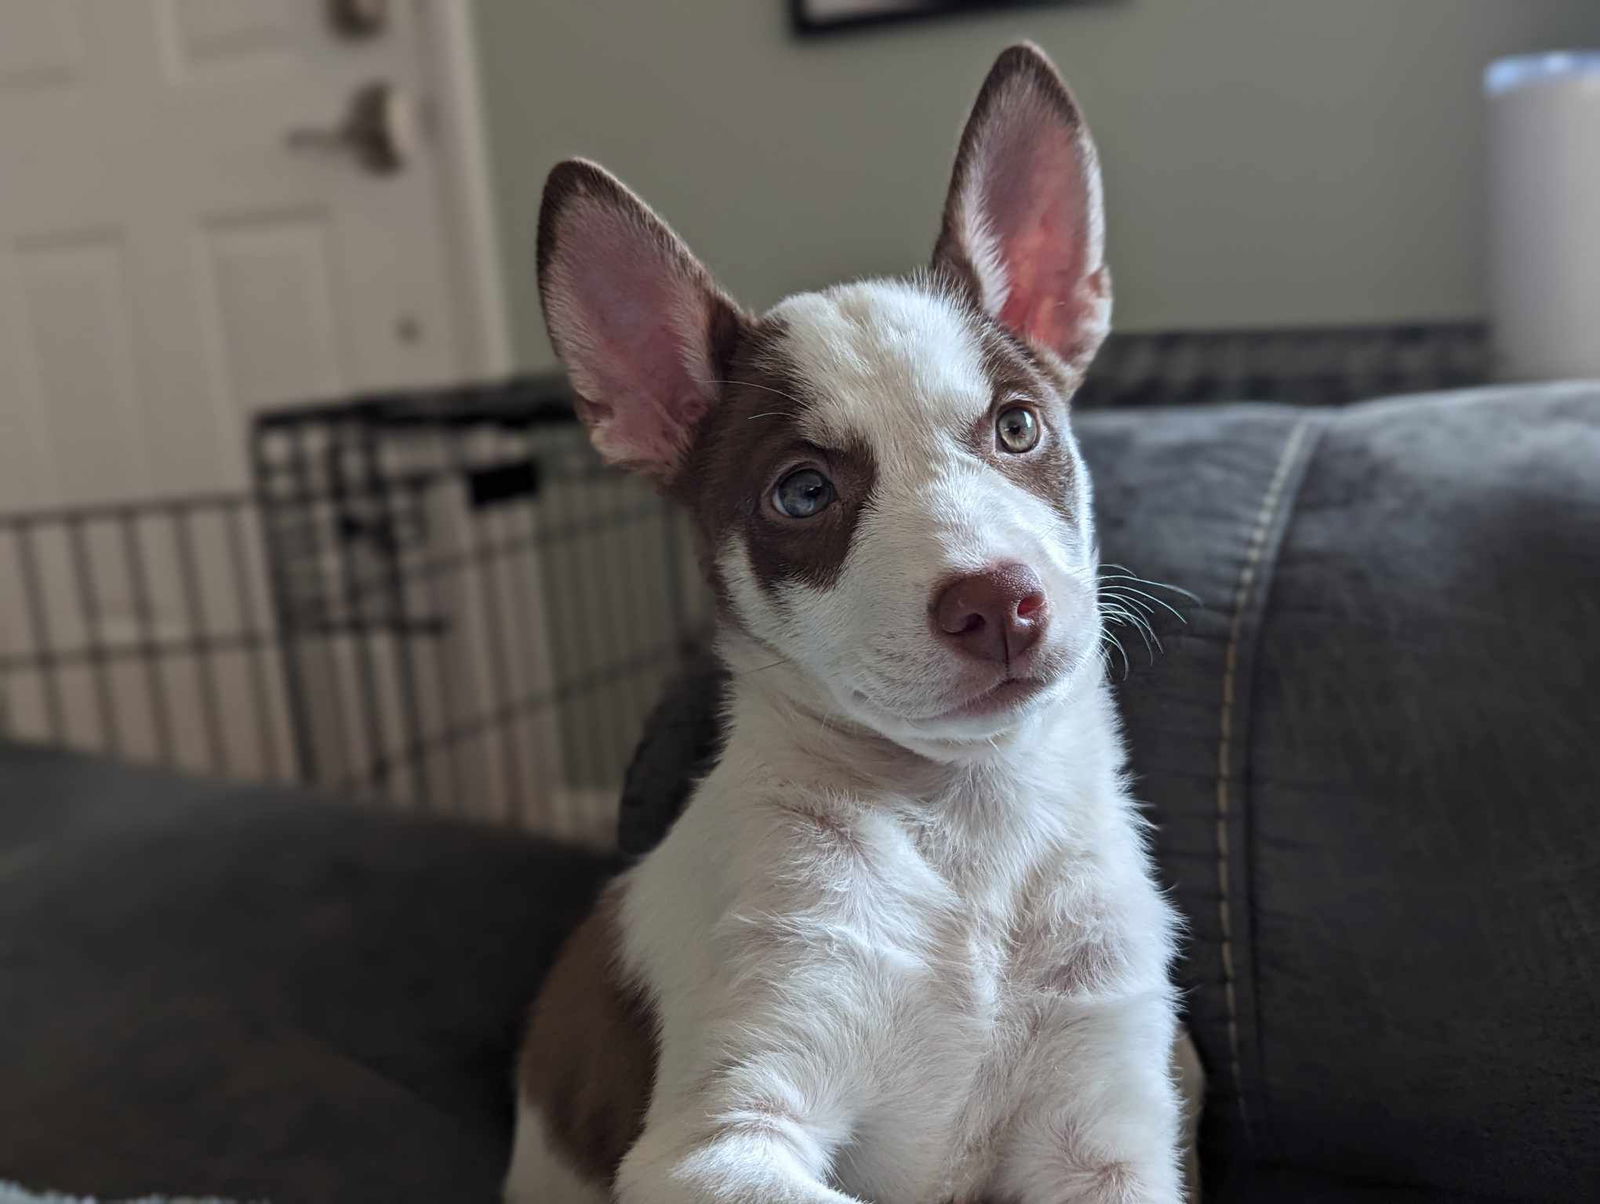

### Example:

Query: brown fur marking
xmin=967 ymin=320 xmax=1085 ymax=529
xmin=518 ymin=886 xmax=656 ymax=1188
xmin=673 ymin=318 xmax=879 ymax=601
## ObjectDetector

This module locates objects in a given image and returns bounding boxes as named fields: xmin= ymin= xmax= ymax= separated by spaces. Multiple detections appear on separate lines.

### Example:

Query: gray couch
xmin=2 ymin=385 xmax=1597 ymax=1202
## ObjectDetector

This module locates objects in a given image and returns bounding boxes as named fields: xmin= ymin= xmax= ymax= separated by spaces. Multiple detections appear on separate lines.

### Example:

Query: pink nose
xmin=931 ymin=563 xmax=1048 ymax=665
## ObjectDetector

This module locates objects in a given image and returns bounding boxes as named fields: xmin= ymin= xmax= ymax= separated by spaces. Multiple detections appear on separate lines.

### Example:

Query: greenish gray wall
xmin=473 ymin=1 xmax=1599 ymax=370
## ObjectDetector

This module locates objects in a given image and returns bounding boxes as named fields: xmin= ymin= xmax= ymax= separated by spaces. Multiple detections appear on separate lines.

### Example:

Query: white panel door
xmin=0 ymin=2 xmax=576 ymax=833
xmin=0 ymin=0 xmax=503 ymax=507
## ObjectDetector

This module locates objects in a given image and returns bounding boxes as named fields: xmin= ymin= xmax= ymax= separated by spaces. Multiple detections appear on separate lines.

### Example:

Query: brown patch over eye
xmin=969 ymin=318 xmax=1082 ymax=526
xmin=673 ymin=319 xmax=878 ymax=604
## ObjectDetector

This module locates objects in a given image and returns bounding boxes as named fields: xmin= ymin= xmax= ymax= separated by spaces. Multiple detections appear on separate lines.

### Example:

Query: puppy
xmin=507 ymin=44 xmax=1199 ymax=1204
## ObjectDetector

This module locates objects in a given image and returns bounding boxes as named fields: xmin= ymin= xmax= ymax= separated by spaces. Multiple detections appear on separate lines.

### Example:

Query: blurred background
xmin=1 ymin=0 xmax=1597 ymax=840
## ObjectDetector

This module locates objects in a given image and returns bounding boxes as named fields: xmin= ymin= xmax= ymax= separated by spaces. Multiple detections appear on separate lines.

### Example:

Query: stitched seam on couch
xmin=1214 ymin=414 xmax=1323 ymax=1145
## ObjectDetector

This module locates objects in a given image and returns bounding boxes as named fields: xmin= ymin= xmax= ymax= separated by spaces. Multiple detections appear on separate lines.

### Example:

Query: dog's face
xmin=539 ymin=45 xmax=1112 ymax=745
xmin=677 ymin=280 xmax=1102 ymax=746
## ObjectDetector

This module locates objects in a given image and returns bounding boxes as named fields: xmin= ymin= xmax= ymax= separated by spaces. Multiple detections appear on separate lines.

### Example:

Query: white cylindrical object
xmin=1485 ymin=52 xmax=1600 ymax=381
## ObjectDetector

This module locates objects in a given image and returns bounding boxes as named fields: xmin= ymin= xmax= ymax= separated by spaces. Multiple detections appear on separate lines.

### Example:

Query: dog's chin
xmin=843 ymin=644 xmax=1087 ymax=750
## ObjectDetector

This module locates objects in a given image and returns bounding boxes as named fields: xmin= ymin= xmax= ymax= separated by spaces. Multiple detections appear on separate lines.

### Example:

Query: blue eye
xmin=996 ymin=404 xmax=1041 ymax=453
xmin=773 ymin=468 xmax=836 ymax=519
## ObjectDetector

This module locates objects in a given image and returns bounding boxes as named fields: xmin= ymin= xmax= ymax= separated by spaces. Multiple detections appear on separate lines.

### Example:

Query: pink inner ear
xmin=977 ymin=98 xmax=1102 ymax=358
xmin=544 ymin=195 xmax=719 ymax=471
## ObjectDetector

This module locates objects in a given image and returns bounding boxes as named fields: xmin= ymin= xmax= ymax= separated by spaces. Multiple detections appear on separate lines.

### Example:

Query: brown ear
xmin=538 ymin=159 xmax=745 ymax=478
xmin=933 ymin=44 xmax=1112 ymax=371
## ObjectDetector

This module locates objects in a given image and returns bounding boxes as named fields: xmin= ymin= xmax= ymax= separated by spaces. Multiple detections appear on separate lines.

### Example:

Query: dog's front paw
xmin=616 ymin=1131 xmax=865 ymax=1204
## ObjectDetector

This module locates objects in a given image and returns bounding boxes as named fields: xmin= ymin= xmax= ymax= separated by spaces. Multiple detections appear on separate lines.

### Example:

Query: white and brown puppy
xmin=508 ymin=44 xmax=1200 ymax=1204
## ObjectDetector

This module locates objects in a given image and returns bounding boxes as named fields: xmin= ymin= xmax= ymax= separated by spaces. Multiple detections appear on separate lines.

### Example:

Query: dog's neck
xmin=715 ymin=624 xmax=1120 ymax=812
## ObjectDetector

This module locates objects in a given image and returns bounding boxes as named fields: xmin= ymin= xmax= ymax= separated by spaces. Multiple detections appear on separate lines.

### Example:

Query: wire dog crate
xmin=1074 ymin=321 xmax=1488 ymax=409
xmin=0 ymin=376 xmax=708 ymax=843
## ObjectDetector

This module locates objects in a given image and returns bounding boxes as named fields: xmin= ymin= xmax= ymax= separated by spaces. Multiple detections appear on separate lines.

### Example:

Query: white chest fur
xmin=616 ymin=673 xmax=1181 ymax=1204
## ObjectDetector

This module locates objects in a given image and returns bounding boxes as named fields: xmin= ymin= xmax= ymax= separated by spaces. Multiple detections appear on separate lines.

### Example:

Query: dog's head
xmin=538 ymin=45 xmax=1111 ymax=748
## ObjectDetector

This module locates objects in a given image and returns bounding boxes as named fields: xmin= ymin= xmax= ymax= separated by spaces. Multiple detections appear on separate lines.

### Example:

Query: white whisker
xmin=1099 ymin=565 xmax=1202 ymax=605
xmin=1100 ymin=587 xmax=1157 ymax=617
xmin=1103 ymin=582 xmax=1189 ymax=623
xmin=704 ymin=379 xmax=807 ymax=408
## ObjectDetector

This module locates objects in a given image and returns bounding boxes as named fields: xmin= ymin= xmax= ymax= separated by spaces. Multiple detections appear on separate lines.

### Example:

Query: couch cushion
xmin=1222 ymin=387 xmax=1600 ymax=1199
xmin=0 ymin=744 xmax=619 ymax=1203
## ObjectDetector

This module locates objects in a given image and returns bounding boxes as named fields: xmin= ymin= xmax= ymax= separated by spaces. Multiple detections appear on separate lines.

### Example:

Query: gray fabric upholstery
xmin=0 ymin=745 xmax=620 ymax=1203
xmin=2 ymin=385 xmax=1595 ymax=1202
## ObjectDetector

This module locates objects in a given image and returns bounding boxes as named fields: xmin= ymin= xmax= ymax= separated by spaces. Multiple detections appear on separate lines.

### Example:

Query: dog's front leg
xmin=989 ymin=994 xmax=1185 ymax=1204
xmin=612 ymin=978 xmax=870 ymax=1204
xmin=613 ymin=1030 xmax=866 ymax=1204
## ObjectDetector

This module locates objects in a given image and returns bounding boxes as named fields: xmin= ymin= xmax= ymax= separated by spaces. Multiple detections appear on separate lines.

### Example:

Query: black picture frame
xmin=791 ymin=0 xmax=1091 ymax=36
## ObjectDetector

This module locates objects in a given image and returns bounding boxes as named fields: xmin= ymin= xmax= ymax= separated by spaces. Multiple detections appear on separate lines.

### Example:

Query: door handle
xmin=287 ymin=81 xmax=413 ymax=176
xmin=327 ymin=0 xmax=389 ymax=40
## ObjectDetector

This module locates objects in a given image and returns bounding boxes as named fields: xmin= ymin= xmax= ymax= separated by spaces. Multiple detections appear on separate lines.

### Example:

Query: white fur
xmin=611 ymin=668 xmax=1182 ymax=1204
xmin=505 ymin=282 xmax=1185 ymax=1202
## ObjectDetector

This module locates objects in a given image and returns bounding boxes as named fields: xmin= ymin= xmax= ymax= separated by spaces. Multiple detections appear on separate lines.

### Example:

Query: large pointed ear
xmin=538 ymin=159 xmax=744 ymax=477
xmin=933 ymin=44 xmax=1112 ymax=371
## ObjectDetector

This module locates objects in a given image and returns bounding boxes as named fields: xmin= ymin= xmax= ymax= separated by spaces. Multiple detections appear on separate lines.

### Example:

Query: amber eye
xmin=773 ymin=468 xmax=836 ymax=519
xmin=996 ymin=405 xmax=1041 ymax=453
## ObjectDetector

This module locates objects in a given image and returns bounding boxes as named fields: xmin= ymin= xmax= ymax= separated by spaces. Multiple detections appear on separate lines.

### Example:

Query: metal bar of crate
xmin=325 ymin=422 xmax=391 ymax=795
xmin=64 ymin=515 xmax=120 ymax=758
xmin=12 ymin=522 xmax=66 ymax=742
xmin=120 ymin=510 xmax=177 ymax=767
xmin=223 ymin=500 xmax=281 ymax=780
xmin=255 ymin=428 xmax=319 ymax=783
xmin=363 ymin=422 xmax=432 ymax=808
xmin=411 ymin=474 xmax=468 ymax=811
xmin=446 ymin=426 xmax=526 ymax=819
xmin=172 ymin=506 xmax=228 ymax=774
